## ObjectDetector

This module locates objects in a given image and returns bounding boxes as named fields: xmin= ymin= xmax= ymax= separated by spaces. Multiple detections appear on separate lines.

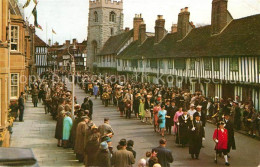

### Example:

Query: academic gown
xmin=178 ymin=114 xmax=191 ymax=145
xmin=189 ymin=120 xmax=205 ymax=155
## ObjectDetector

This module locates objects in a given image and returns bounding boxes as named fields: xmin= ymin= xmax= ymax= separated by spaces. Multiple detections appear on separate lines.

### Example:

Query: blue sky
xmin=19 ymin=0 xmax=260 ymax=44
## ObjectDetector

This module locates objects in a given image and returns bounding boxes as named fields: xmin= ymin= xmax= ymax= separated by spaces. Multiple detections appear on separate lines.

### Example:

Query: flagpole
xmin=52 ymin=29 xmax=53 ymax=46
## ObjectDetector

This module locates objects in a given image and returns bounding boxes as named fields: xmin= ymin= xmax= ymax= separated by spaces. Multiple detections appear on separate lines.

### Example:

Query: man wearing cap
xmin=223 ymin=111 xmax=236 ymax=157
xmin=74 ymin=115 xmax=89 ymax=162
xmin=111 ymin=139 xmax=135 ymax=167
xmin=189 ymin=112 xmax=205 ymax=159
xmin=152 ymin=139 xmax=174 ymax=167
xmin=213 ymin=121 xmax=230 ymax=166
xmin=188 ymin=104 xmax=196 ymax=117
xmin=194 ymin=105 xmax=206 ymax=128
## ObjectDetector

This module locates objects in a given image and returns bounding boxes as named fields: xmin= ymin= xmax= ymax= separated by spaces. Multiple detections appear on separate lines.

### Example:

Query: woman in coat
xmin=55 ymin=110 xmax=65 ymax=147
xmin=96 ymin=142 xmax=111 ymax=167
xmin=93 ymin=84 xmax=99 ymax=99
xmin=139 ymin=98 xmax=145 ymax=122
xmin=158 ymin=105 xmax=167 ymax=137
xmin=174 ymin=107 xmax=183 ymax=142
xmin=63 ymin=112 xmax=73 ymax=148
xmin=153 ymin=102 xmax=161 ymax=132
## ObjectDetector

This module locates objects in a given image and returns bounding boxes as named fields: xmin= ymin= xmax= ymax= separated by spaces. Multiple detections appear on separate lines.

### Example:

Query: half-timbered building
xmin=35 ymin=35 xmax=48 ymax=76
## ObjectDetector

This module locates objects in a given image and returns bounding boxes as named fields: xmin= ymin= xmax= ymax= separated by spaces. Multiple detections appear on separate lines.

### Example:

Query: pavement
xmin=10 ymin=82 xmax=260 ymax=167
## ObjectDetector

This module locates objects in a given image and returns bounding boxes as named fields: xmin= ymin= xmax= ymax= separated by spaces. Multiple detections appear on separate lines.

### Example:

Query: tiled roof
xmin=35 ymin=35 xmax=47 ymax=47
xmin=118 ymin=14 xmax=260 ymax=60
xmin=98 ymin=29 xmax=133 ymax=56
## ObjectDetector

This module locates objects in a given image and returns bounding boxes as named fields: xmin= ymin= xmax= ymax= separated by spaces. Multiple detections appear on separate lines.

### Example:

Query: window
xmin=11 ymin=73 xmax=19 ymax=99
xmin=213 ymin=58 xmax=220 ymax=71
xmin=109 ymin=11 xmax=116 ymax=22
xmin=131 ymin=59 xmax=138 ymax=68
xmin=110 ymin=28 xmax=114 ymax=36
xmin=159 ymin=60 xmax=164 ymax=69
xmin=204 ymin=58 xmax=212 ymax=71
xmin=168 ymin=59 xmax=173 ymax=69
xmin=94 ymin=11 xmax=98 ymax=22
xmin=230 ymin=57 xmax=239 ymax=71
xmin=258 ymin=57 xmax=260 ymax=73
xmin=174 ymin=58 xmax=186 ymax=69
xmin=150 ymin=59 xmax=157 ymax=68
xmin=139 ymin=60 xmax=143 ymax=68
xmin=190 ymin=58 xmax=195 ymax=70
xmin=146 ymin=60 xmax=150 ymax=68
xmin=118 ymin=59 xmax=120 ymax=66
xmin=11 ymin=26 xmax=19 ymax=51
xmin=103 ymin=56 xmax=105 ymax=62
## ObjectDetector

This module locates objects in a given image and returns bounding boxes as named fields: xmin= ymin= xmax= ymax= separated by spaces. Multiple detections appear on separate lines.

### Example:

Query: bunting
xmin=23 ymin=0 xmax=31 ymax=8
xmin=32 ymin=6 xmax=38 ymax=26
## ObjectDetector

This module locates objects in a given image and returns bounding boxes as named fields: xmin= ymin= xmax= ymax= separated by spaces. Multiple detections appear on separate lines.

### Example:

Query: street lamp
xmin=68 ymin=43 xmax=77 ymax=118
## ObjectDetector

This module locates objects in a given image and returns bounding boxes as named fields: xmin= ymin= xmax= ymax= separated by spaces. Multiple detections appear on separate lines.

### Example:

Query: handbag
xmin=158 ymin=119 xmax=163 ymax=124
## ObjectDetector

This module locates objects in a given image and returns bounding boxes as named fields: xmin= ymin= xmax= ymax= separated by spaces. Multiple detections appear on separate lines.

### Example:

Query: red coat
xmin=213 ymin=129 xmax=228 ymax=150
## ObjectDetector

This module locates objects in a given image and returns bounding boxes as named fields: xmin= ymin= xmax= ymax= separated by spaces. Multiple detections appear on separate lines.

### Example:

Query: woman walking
xmin=63 ymin=112 xmax=73 ymax=148
xmin=153 ymin=102 xmax=161 ymax=132
xmin=158 ymin=105 xmax=167 ymax=137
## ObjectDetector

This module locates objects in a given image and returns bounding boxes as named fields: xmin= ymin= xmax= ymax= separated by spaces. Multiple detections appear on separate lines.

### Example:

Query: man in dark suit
xmin=152 ymin=139 xmax=174 ymax=167
xmin=224 ymin=111 xmax=236 ymax=157
xmin=18 ymin=92 xmax=25 ymax=122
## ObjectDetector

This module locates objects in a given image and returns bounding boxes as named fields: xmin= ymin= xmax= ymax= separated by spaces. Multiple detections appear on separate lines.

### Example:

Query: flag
xmin=32 ymin=6 xmax=38 ymax=26
xmin=23 ymin=0 xmax=31 ymax=8
xmin=36 ymin=24 xmax=43 ymax=31
xmin=33 ymin=0 xmax=38 ymax=4
xmin=52 ymin=29 xmax=56 ymax=34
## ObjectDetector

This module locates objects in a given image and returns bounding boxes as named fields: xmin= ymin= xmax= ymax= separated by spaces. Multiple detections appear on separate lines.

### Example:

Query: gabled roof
xmin=98 ymin=29 xmax=133 ymax=56
xmin=118 ymin=14 xmax=260 ymax=60
xmin=35 ymin=35 xmax=48 ymax=47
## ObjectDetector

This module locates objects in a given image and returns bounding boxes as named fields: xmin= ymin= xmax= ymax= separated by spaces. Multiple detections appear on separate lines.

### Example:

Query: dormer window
xmin=109 ymin=11 xmax=116 ymax=22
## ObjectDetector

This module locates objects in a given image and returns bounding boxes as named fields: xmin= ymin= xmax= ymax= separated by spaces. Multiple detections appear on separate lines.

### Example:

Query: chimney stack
xmin=48 ymin=39 xmax=51 ymax=46
xmin=65 ymin=40 xmax=70 ymax=46
xmin=139 ymin=22 xmax=146 ymax=45
xmin=125 ymin=27 xmax=130 ymax=32
xmin=133 ymin=14 xmax=143 ymax=41
xmin=171 ymin=24 xmax=177 ymax=33
xmin=177 ymin=7 xmax=191 ymax=40
xmin=211 ymin=0 xmax=231 ymax=34
xmin=73 ymin=38 xmax=77 ymax=45
xmin=154 ymin=15 xmax=165 ymax=44
xmin=55 ymin=42 xmax=59 ymax=46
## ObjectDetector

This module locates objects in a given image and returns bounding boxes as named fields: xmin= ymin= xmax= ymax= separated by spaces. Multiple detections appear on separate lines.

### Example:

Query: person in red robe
xmin=213 ymin=121 xmax=230 ymax=166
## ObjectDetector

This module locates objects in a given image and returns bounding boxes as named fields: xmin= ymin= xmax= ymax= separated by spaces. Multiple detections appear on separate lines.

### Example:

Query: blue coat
xmin=63 ymin=116 xmax=73 ymax=140
xmin=93 ymin=86 xmax=99 ymax=96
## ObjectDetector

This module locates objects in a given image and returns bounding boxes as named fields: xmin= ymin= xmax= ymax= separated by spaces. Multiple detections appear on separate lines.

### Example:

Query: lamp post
xmin=68 ymin=43 xmax=77 ymax=118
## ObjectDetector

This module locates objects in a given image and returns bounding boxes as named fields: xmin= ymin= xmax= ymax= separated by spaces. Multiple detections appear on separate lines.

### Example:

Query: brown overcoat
xmin=74 ymin=121 xmax=87 ymax=155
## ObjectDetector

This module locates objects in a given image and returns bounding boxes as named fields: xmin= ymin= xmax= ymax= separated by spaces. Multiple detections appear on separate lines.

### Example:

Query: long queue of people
xmin=26 ymin=71 xmax=260 ymax=167
xmin=76 ymin=73 xmax=260 ymax=166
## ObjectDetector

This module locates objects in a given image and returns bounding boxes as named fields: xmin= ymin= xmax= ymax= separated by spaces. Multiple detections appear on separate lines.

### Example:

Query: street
xmin=10 ymin=82 xmax=260 ymax=167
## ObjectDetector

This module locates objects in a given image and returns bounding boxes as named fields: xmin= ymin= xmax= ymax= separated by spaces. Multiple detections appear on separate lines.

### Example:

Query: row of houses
xmin=95 ymin=0 xmax=260 ymax=110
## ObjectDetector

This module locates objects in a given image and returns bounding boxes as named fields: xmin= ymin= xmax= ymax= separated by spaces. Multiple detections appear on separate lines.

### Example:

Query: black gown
xmin=178 ymin=114 xmax=191 ymax=146
xmin=189 ymin=120 xmax=205 ymax=155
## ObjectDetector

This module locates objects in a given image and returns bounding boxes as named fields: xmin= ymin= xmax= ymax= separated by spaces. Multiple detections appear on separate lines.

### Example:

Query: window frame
xmin=11 ymin=73 xmax=19 ymax=99
xmin=109 ymin=11 xmax=116 ymax=22
xmin=94 ymin=11 xmax=98 ymax=22
xmin=11 ymin=25 xmax=19 ymax=51
xmin=204 ymin=57 xmax=212 ymax=71
xmin=190 ymin=58 xmax=195 ymax=70
xmin=230 ymin=57 xmax=239 ymax=71
xmin=150 ymin=59 xmax=157 ymax=68
xmin=213 ymin=57 xmax=220 ymax=71
xmin=174 ymin=58 xmax=186 ymax=70
xmin=168 ymin=59 xmax=173 ymax=69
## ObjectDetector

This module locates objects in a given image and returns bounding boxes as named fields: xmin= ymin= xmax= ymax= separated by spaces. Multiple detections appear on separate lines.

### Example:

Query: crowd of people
xmin=11 ymin=70 xmax=260 ymax=167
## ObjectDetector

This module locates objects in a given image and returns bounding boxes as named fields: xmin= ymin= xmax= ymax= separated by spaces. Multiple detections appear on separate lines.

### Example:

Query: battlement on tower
xmin=89 ymin=0 xmax=123 ymax=9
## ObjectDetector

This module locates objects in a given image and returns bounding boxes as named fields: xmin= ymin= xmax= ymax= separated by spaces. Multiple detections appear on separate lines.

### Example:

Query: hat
xmin=82 ymin=115 xmax=90 ymax=119
xmin=91 ymin=125 xmax=98 ymax=130
xmin=193 ymin=112 xmax=200 ymax=118
xmin=196 ymin=105 xmax=202 ymax=108
xmin=190 ymin=104 xmax=195 ymax=107
xmin=102 ymin=136 xmax=112 ymax=143
xmin=233 ymin=101 xmax=238 ymax=104
xmin=100 ymin=141 xmax=108 ymax=150
xmin=218 ymin=121 xmax=225 ymax=126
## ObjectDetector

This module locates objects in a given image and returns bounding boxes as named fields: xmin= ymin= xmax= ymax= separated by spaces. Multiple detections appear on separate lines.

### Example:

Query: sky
xmin=19 ymin=0 xmax=260 ymax=44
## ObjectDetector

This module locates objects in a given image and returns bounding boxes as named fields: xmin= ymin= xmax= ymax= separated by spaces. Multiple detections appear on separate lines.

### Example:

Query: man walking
xmin=18 ymin=92 xmax=25 ymax=122
xmin=152 ymin=139 xmax=174 ymax=167
xmin=98 ymin=117 xmax=115 ymax=139
xmin=111 ymin=139 xmax=135 ymax=167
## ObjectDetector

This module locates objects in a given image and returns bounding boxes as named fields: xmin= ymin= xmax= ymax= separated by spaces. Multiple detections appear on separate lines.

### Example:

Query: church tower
xmin=87 ymin=0 xmax=124 ymax=72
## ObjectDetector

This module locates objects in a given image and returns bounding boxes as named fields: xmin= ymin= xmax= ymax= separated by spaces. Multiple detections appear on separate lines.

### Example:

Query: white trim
xmin=10 ymin=73 xmax=19 ymax=100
